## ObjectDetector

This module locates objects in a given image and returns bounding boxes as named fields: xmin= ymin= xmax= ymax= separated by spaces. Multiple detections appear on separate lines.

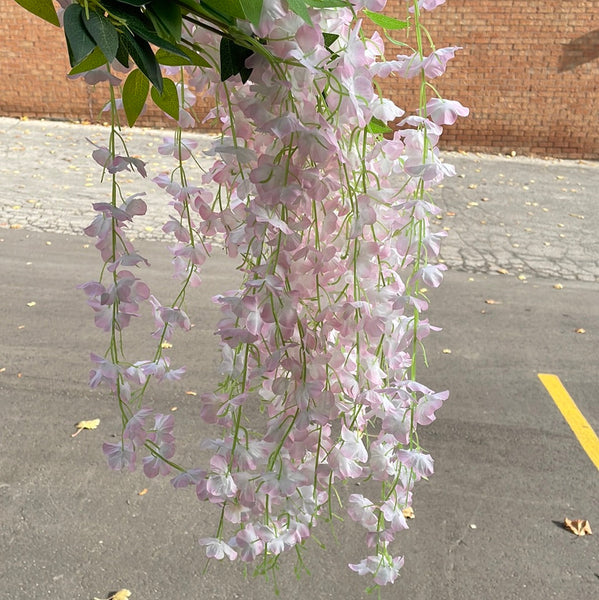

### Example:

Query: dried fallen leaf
xmin=72 ymin=418 xmax=100 ymax=437
xmin=518 ymin=274 xmax=527 ymax=281
xmin=485 ymin=299 xmax=502 ymax=305
xmin=563 ymin=518 xmax=592 ymax=536
xmin=138 ymin=488 xmax=148 ymax=496
xmin=575 ymin=328 xmax=586 ymax=334
xmin=26 ymin=301 xmax=36 ymax=307
xmin=170 ymin=406 xmax=178 ymax=412
xmin=94 ymin=590 xmax=132 ymax=600
xmin=0 ymin=368 xmax=5 ymax=373
xmin=553 ymin=283 xmax=564 ymax=290
xmin=185 ymin=391 xmax=197 ymax=396
xmin=402 ymin=507 xmax=415 ymax=519
xmin=496 ymin=268 xmax=509 ymax=275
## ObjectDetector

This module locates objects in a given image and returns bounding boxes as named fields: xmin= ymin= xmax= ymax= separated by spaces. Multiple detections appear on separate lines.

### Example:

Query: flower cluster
xmin=76 ymin=0 xmax=467 ymax=589
xmin=79 ymin=137 xmax=191 ymax=434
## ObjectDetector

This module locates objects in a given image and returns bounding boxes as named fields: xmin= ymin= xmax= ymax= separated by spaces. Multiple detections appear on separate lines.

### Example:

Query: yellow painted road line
xmin=538 ymin=373 xmax=599 ymax=470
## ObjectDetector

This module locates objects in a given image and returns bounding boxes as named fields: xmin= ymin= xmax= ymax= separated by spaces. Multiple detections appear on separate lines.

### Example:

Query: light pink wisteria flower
xmin=427 ymin=97 xmax=470 ymax=125
xmin=102 ymin=440 xmax=136 ymax=472
xmin=199 ymin=537 xmax=238 ymax=560
xmin=349 ymin=554 xmax=405 ymax=585
xmin=158 ymin=136 xmax=199 ymax=161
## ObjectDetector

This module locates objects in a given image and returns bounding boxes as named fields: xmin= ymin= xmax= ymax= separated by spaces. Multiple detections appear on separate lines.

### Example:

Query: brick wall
xmin=0 ymin=0 xmax=214 ymax=130
xmin=1 ymin=1 xmax=598 ymax=158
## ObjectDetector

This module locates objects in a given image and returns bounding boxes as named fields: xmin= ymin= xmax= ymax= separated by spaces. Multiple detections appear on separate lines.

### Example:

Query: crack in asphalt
xmin=1 ymin=118 xmax=598 ymax=282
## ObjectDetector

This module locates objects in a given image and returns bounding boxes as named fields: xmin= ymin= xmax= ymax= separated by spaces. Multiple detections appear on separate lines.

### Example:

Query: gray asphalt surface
xmin=1 ymin=116 xmax=598 ymax=600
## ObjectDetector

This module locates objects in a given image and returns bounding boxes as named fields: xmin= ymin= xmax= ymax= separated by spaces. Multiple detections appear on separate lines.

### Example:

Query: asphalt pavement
xmin=0 ymin=116 xmax=598 ymax=600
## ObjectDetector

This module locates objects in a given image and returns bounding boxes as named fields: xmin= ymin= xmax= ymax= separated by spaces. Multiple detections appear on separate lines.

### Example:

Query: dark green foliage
xmin=220 ymin=37 xmax=253 ymax=83
xmin=64 ymin=4 xmax=96 ymax=67
xmin=120 ymin=28 xmax=164 ymax=92
xmin=82 ymin=10 xmax=120 ymax=63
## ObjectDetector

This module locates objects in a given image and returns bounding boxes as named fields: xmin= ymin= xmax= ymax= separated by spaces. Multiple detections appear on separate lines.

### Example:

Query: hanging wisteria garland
xmin=18 ymin=0 xmax=469 ymax=589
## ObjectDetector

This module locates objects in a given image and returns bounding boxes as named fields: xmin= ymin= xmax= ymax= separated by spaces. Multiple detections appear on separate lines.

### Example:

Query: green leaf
xmin=202 ymin=0 xmax=246 ymax=21
xmin=239 ymin=0 xmax=263 ymax=26
xmin=181 ymin=0 xmax=233 ymax=26
xmin=322 ymin=33 xmax=339 ymax=50
xmin=125 ymin=17 xmax=187 ymax=56
xmin=63 ymin=4 xmax=97 ymax=67
xmin=68 ymin=46 xmax=109 ymax=76
xmin=363 ymin=9 xmax=408 ymax=30
xmin=115 ymin=36 xmax=130 ymax=69
xmin=220 ymin=38 xmax=253 ymax=83
xmin=82 ymin=10 xmax=119 ymax=63
xmin=13 ymin=0 xmax=59 ymax=26
xmin=155 ymin=46 xmax=210 ymax=68
xmin=117 ymin=0 xmax=149 ymax=5
xmin=120 ymin=29 xmax=163 ymax=92
xmin=101 ymin=0 xmax=139 ymax=15
xmin=366 ymin=117 xmax=392 ymax=135
xmin=102 ymin=0 xmax=187 ymax=56
xmin=304 ymin=0 xmax=349 ymax=7
xmin=286 ymin=0 xmax=312 ymax=24
xmin=147 ymin=0 xmax=182 ymax=42
xmin=122 ymin=69 xmax=150 ymax=127
xmin=150 ymin=78 xmax=180 ymax=120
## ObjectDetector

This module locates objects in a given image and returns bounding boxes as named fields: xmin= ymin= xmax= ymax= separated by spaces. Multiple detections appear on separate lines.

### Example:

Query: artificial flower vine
xmin=17 ymin=0 xmax=468 ymax=590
